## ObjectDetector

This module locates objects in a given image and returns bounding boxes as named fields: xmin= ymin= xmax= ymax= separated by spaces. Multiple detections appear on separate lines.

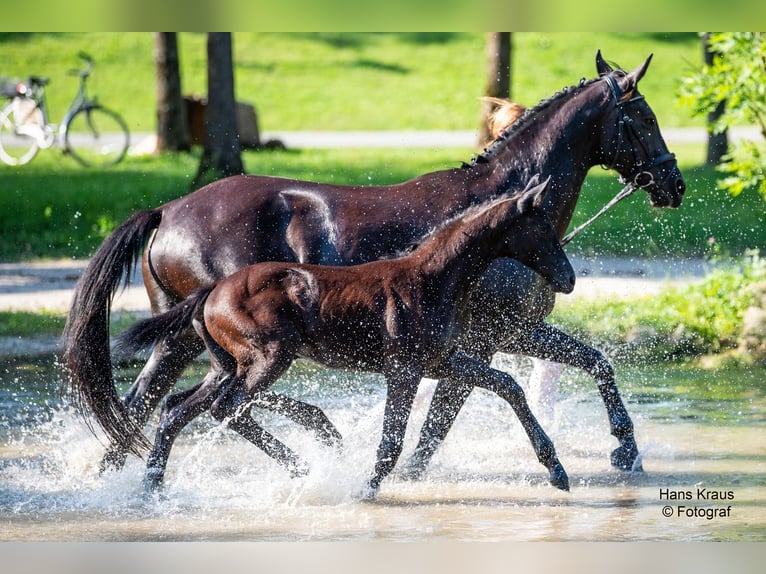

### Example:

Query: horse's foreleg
xmin=253 ymin=391 xmax=342 ymax=449
xmin=443 ymin=350 xmax=569 ymax=491
xmin=366 ymin=367 xmax=422 ymax=498
xmin=516 ymin=322 xmax=641 ymax=472
xmin=101 ymin=331 xmax=206 ymax=474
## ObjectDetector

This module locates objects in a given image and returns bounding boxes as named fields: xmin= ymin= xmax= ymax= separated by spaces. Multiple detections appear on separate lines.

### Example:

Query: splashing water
xmin=1 ymin=356 xmax=764 ymax=541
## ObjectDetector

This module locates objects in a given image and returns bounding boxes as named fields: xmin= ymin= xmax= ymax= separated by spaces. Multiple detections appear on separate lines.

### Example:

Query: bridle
xmin=560 ymin=74 xmax=676 ymax=246
xmin=603 ymin=74 xmax=676 ymax=190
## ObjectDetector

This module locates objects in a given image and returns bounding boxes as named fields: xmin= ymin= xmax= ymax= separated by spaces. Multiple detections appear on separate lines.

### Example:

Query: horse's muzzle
xmin=648 ymin=166 xmax=685 ymax=208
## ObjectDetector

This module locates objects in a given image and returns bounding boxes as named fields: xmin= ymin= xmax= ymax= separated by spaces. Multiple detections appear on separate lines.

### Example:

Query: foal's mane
xmin=395 ymin=192 xmax=521 ymax=258
xmin=467 ymin=74 xmax=609 ymax=167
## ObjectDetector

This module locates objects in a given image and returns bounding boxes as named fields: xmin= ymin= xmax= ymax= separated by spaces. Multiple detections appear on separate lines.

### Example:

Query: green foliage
xmin=551 ymin=251 xmax=766 ymax=363
xmin=678 ymin=32 xmax=766 ymax=200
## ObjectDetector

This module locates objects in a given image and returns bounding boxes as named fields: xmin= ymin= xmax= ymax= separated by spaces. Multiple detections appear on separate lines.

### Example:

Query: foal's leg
xmin=210 ymin=341 xmax=310 ymax=478
xmin=365 ymin=366 xmax=422 ymax=498
xmin=442 ymin=350 xmax=569 ymax=491
xmin=512 ymin=322 xmax=641 ymax=471
xmin=401 ymin=346 xmax=493 ymax=480
xmin=253 ymin=391 xmax=342 ymax=448
xmin=101 ymin=330 xmax=205 ymax=474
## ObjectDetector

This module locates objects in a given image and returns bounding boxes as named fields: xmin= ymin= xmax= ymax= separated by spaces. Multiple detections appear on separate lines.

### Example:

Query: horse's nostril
xmin=676 ymin=178 xmax=686 ymax=195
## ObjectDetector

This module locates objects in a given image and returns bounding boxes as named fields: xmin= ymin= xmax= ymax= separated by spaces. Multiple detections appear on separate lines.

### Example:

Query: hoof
xmin=396 ymin=454 xmax=428 ymax=482
xmin=361 ymin=482 xmax=380 ymax=501
xmin=549 ymin=462 xmax=570 ymax=492
xmin=611 ymin=443 xmax=642 ymax=472
xmin=143 ymin=467 xmax=165 ymax=495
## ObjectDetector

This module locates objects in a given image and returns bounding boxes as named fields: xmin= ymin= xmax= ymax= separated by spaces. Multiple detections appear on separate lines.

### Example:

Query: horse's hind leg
xmin=442 ymin=350 xmax=569 ymax=491
xmin=144 ymin=369 xmax=222 ymax=493
xmin=515 ymin=322 xmax=640 ymax=472
xmin=100 ymin=331 xmax=205 ymax=474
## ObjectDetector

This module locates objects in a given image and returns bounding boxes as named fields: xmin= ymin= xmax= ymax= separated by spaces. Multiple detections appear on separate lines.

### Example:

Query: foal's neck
xmin=412 ymin=200 xmax=518 ymax=302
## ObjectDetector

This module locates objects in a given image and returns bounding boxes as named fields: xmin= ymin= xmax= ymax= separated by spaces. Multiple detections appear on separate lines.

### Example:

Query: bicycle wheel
xmin=0 ymin=99 xmax=42 ymax=166
xmin=64 ymin=105 xmax=129 ymax=167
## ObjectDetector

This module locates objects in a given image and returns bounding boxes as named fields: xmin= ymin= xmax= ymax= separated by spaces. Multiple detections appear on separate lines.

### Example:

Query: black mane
xmin=466 ymin=76 xmax=605 ymax=168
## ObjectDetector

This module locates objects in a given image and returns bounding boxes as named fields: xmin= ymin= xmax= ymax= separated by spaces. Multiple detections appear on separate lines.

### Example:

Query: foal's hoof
xmin=396 ymin=454 xmax=428 ymax=482
xmin=611 ymin=444 xmax=643 ymax=472
xmin=549 ymin=463 xmax=570 ymax=492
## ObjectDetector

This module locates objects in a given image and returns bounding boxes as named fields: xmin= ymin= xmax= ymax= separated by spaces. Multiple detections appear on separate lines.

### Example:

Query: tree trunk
xmin=702 ymin=32 xmax=728 ymax=165
xmin=478 ymin=32 xmax=512 ymax=147
xmin=155 ymin=32 xmax=190 ymax=152
xmin=193 ymin=32 xmax=244 ymax=188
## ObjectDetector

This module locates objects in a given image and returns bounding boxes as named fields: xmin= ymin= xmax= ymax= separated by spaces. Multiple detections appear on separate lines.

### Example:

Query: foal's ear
xmin=596 ymin=50 xmax=613 ymax=76
xmin=519 ymin=176 xmax=551 ymax=213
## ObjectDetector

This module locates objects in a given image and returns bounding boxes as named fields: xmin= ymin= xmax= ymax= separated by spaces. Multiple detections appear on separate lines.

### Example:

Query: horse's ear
xmin=596 ymin=50 xmax=613 ymax=76
xmin=627 ymin=53 xmax=653 ymax=86
xmin=519 ymin=176 xmax=551 ymax=213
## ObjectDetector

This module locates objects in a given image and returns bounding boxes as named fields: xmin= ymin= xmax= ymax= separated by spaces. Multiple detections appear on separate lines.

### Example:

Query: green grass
xmin=2 ymin=142 xmax=764 ymax=262
xmin=0 ymin=310 xmax=64 ymax=337
xmin=0 ymin=32 xmax=703 ymax=133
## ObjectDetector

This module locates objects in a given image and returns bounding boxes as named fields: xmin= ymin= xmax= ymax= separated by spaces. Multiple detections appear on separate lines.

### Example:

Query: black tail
xmin=61 ymin=209 xmax=162 ymax=457
xmin=114 ymin=287 xmax=213 ymax=357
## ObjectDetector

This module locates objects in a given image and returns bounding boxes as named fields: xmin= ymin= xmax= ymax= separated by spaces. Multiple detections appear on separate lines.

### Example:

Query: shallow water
xmin=1 ymin=355 xmax=764 ymax=541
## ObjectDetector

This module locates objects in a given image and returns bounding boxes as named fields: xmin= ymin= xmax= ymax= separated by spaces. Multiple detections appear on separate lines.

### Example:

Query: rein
xmin=560 ymin=181 xmax=637 ymax=246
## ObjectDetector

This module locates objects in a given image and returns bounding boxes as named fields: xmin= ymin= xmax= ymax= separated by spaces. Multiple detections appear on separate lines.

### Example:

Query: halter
xmin=561 ymin=75 xmax=675 ymax=246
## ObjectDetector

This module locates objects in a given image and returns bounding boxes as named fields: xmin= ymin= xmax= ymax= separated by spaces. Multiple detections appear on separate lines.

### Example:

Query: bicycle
xmin=0 ymin=52 xmax=130 ymax=167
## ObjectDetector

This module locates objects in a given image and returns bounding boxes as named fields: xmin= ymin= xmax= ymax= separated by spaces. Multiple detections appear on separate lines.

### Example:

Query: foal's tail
xmin=114 ymin=287 xmax=213 ymax=357
xmin=62 ymin=209 xmax=162 ymax=457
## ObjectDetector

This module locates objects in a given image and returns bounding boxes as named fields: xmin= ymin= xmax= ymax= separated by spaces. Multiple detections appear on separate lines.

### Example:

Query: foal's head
xmin=501 ymin=178 xmax=576 ymax=294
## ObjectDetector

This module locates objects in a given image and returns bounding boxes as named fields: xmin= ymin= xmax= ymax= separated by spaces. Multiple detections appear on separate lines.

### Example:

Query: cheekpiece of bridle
xmin=603 ymin=74 xmax=675 ymax=191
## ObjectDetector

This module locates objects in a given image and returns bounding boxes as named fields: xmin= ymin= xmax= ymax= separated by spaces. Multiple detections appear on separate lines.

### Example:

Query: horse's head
xmin=595 ymin=51 xmax=685 ymax=208
xmin=508 ymin=177 xmax=576 ymax=294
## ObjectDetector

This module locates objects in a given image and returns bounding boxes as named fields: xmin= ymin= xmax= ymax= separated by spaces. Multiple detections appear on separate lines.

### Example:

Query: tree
xmin=679 ymin=32 xmax=766 ymax=200
xmin=155 ymin=32 xmax=190 ymax=152
xmin=192 ymin=32 xmax=244 ymax=188
xmin=701 ymin=33 xmax=727 ymax=165
xmin=478 ymin=32 xmax=512 ymax=147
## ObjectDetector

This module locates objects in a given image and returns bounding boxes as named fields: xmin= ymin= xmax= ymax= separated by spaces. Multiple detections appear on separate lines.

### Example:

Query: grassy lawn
xmin=0 ymin=32 xmax=703 ymax=134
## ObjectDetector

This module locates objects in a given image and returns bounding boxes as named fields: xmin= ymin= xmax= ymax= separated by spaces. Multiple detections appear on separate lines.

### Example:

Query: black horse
xmin=63 ymin=51 xmax=684 ymax=473
xmin=115 ymin=179 xmax=576 ymax=496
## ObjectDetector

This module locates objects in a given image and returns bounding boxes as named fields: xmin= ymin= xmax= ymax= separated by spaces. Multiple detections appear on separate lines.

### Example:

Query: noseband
xmin=603 ymin=74 xmax=676 ymax=190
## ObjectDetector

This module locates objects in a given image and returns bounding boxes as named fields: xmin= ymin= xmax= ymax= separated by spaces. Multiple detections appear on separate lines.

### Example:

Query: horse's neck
xmin=472 ymin=87 xmax=606 ymax=237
